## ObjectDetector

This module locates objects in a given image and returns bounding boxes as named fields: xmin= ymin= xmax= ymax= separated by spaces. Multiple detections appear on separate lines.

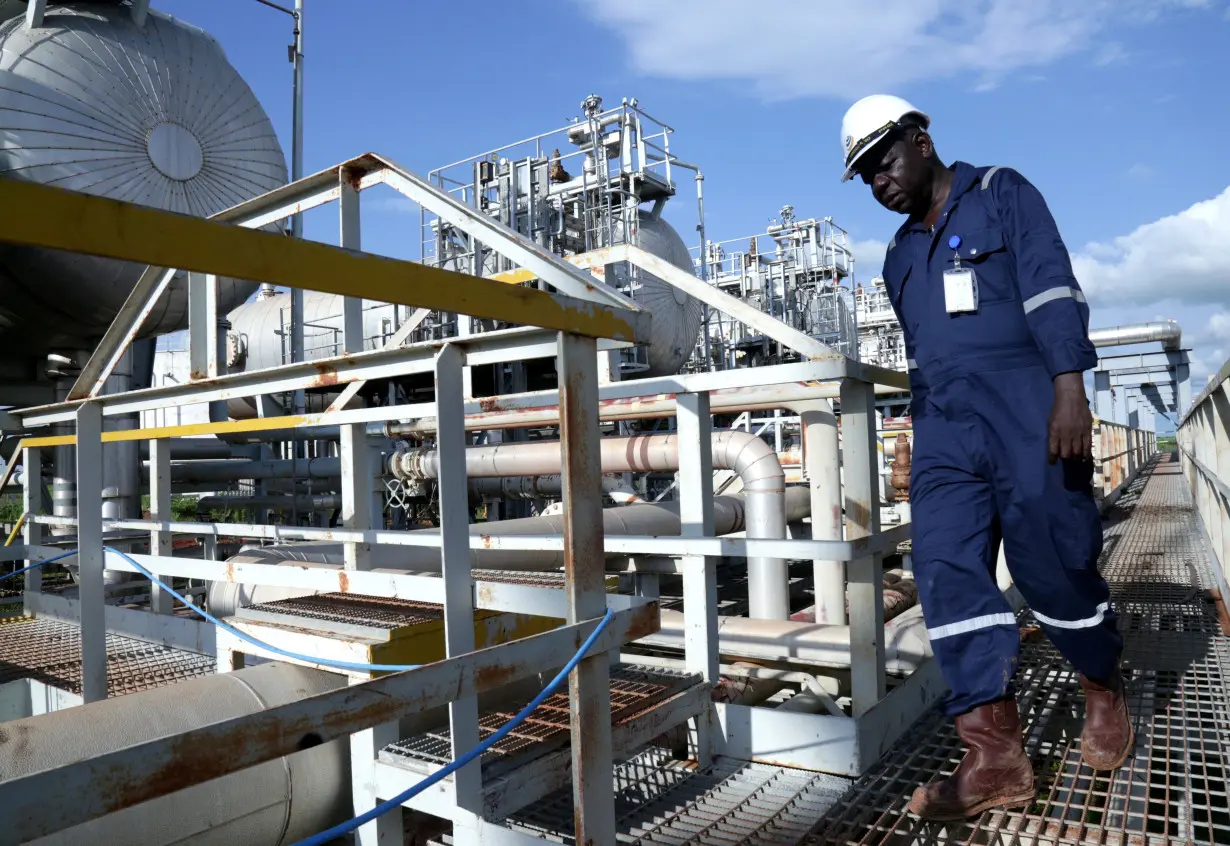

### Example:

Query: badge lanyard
xmin=942 ymin=234 xmax=978 ymax=314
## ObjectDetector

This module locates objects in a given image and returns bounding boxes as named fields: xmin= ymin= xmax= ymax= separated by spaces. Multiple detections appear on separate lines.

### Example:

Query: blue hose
xmin=290 ymin=606 xmax=616 ymax=846
xmin=9 ymin=544 xmax=617 ymax=844
xmin=0 ymin=548 xmax=84 ymax=582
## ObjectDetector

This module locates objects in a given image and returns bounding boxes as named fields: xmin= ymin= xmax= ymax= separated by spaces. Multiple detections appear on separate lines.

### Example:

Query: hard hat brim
xmin=840 ymin=110 xmax=930 ymax=184
xmin=840 ymin=124 xmax=894 ymax=183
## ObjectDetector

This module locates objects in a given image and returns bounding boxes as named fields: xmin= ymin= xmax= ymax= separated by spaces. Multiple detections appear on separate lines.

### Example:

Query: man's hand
xmin=1049 ymin=372 xmax=1093 ymax=464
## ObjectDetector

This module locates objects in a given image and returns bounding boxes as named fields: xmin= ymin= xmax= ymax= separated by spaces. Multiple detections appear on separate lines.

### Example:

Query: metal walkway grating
xmin=505 ymin=748 xmax=851 ymax=845
xmin=805 ymin=454 xmax=1230 ymax=846
xmin=0 ymin=617 xmax=214 ymax=697
xmin=384 ymin=666 xmax=702 ymax=779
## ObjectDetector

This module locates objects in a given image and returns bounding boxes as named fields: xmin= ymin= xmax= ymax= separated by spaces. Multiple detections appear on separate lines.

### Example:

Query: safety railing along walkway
xmin=806 ymin=453 xmax=1230 ymax=846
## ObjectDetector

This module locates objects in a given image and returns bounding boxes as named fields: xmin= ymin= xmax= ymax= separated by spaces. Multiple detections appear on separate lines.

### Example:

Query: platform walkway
xmin=808 ymin=451 xmax=1230 ymax=845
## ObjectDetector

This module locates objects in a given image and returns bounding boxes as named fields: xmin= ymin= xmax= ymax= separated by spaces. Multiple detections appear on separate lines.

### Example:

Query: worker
xmin=839 ymin=95 xmax=1134 ymax=821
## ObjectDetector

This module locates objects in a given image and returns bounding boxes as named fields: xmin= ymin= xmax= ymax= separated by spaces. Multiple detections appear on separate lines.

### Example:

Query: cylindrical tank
xmin=0 ymin=3 xmax=288 ymax=355
xmin=3 ymin=661 xmax=352 ymax=846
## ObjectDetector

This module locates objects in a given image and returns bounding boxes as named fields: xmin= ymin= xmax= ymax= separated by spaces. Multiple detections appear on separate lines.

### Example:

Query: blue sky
xmin=158 ymin=0 xmax=1230 ymax=407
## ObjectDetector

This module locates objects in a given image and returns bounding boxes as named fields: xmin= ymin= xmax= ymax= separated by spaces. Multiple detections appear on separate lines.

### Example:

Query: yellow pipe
xmin=4 ymin=512 xmax=26 ymax=547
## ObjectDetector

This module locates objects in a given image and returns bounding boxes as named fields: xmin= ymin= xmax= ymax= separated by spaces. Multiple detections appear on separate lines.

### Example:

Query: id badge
xmin=943 ymin=267 xmax=978 ymax=314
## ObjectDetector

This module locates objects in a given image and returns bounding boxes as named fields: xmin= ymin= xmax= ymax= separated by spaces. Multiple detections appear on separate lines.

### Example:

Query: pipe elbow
xmin=712 ymin=430 xmax=786 ymax=491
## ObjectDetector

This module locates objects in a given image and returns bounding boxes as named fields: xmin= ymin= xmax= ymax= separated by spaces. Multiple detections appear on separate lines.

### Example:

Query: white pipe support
xmin=792 ymin=399 xmax=844 ymax=625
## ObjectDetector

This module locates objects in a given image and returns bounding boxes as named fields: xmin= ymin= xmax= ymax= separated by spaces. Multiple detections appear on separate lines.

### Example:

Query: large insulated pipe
xmin=1 ymin=662 xmax=351 ymax=846
xmin=641 ymin=604 xmax=932 ymax=677
xmin=1090 ymin=319 xmax=1181 ymax=351
xmin=390 ymin=431 xmax=791 ymax=619
xmin=207 ymin=490 xmax=811 ymax=616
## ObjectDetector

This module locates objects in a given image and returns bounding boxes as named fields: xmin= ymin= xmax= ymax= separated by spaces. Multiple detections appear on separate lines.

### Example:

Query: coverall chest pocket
xmin=948 ymin=227 xmax=1014 ymax=305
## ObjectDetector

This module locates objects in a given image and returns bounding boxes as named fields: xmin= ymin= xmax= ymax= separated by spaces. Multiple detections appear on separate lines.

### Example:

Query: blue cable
xmin=101 ymin=547 xmax=424 ymax=674
xmin=10 ymin=543 xmax=617 ymax=844
xmin=0 ymin=548 xmax=82 ymax=582
xmin=291 ymin=605 xmax=616 ymax=846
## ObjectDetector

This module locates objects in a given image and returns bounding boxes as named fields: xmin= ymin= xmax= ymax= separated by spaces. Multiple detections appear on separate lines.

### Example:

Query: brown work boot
xmin=907 ymin=699 xmax=1036 ymax=821
xmin=1079 ymin=670 xmax=1134 ymax=771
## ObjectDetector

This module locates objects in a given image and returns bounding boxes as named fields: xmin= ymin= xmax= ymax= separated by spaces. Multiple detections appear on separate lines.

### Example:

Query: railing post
xmin=558 ymin=331 xmax=616 ymax=845
xmin=76 ymin=402 xmax=108 ymax=703
xmin=149 ymin=438 xmax=173 ymax=614
xmin=341 ymin=423 xmax=375 ymax=571
xmin=677 ymin=390 xmax=717 ymax=765
xmin=435 ymin=344 xmax=483 ymax=822
xmin=340 ymin=166 xmax=365 ymax=355
xmin=21 ymin=446 xmax=43 ymax=608
xmin=841 ymin=377 xmax=885 ymax=716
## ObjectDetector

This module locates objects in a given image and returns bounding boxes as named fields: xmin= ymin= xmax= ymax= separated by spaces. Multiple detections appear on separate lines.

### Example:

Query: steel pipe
xmin=206 ymin=490 xmax=810 ymax=616
xmin=1090 ymin=319 xmax=1182 ymax=351
xmin=2 ymin=662 xmax=351 ymax=846
xmin=142 ymin=457 xmax=341 ymax=483
xmin=195 ymin=494 xmax=342 ymax=513
xmin=639 ymin=604 xmax=932 ymax=676
xmin=389 ymin=431 xmax=790 ymax=618
xmin=467 ymin=474 xmax=640 ymax=504
xmin=377 ymin=380 xmax=902 ymax=438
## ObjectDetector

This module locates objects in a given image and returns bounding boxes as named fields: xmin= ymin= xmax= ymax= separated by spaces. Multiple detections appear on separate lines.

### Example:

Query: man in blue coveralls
xmin=839 ymin=95 xmax=1134 ymax=821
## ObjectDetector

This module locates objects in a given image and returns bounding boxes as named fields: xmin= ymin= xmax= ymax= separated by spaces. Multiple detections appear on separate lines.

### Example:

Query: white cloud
xmin=576 ymin=0 xmax=1215 ymax=100
xmin=1127 ymin=162 xmax=1156 ymax=179
xmin=1094 ymin=42 xmax=1129 ymax=66
xmin=1072 ymin=186 xmax=1230 ymax=307
xmin=849 ymin=238 xmax=889 ymax=280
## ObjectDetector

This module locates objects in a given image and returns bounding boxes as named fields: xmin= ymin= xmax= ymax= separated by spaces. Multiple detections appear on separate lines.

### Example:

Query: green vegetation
xmin=1157 ymin=436 xmax=1177 ymax=451
xmin=0 ymin=495 xmax=22 ymax=524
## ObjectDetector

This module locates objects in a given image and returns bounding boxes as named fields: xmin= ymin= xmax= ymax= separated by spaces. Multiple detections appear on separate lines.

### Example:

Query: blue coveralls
xmin=882 ymin=161 xmax=1123 ymax=717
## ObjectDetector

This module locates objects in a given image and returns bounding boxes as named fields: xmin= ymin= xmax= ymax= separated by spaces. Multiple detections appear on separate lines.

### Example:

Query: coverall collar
xmin=897 ymin=161 xmax=982 ymax=239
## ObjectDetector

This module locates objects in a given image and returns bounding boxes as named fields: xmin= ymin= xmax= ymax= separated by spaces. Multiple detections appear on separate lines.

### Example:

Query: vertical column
xmin=76 ymin=402 xmax=108 ymax=704
xmin=1093 ymin=371 xmax=1113 ymax=421
xmin=149 ymin=439 xmax=173 ymax=614
xmin=188 ymin=273 xmax=218 ymax=382
xmin=840 ymin=377 xmax=885 ymax=717
xmin=24 ymin=0 xmax=45 ymax=29
xmin=21 ymin=446 xmax=43 ymax=605
xmin=677 ymin=391 xmax=717 ymax=765
xmin=800 ymin=401 xmax=844 ymax=624
xmin=436 ymin=345 xmax=482 ymax=819
xmin=558 ymin=332 xmax=616 ymax=845
xmin=1176 ymin=360 xmax=1192 ymax=418
xmin=340 ymin=167 xmax=365 ymax=355
xmin=341 ymin=423 xmax=374 ymax=571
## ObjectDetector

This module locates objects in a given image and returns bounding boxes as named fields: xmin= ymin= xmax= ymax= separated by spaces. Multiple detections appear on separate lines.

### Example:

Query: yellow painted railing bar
xmin=21 ymin=415 xmax=322 ymax=449
xmin=0 ymin=180 xmax=650 ymax=345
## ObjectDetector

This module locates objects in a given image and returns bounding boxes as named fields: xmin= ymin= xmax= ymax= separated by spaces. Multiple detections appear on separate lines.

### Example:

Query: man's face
xmin=853 ymin=128 xmax=930 ymax=216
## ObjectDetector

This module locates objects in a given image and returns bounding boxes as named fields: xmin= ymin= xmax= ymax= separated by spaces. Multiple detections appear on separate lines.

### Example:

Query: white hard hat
xmin=840 ymin=94 xmax=930 ymax=183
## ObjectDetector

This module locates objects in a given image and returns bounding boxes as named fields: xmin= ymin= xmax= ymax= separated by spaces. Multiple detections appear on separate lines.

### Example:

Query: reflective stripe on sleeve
xmin=1023 ymin=286 xmax=1087 ymax=314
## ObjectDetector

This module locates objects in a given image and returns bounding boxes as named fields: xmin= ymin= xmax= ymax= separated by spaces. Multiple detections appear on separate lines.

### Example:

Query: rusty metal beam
xmin=1 ymin=603 xmax=658 ymax=845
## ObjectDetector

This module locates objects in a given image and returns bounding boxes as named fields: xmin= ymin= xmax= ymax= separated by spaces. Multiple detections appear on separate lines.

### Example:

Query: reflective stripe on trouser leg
xmin=911 ymin=417 xmax=1021 ymax=717
xmin=999 ymin=462 xmax=1122 ymax=681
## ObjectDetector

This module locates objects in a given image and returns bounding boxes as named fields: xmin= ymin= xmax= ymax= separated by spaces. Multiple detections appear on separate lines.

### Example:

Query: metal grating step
xmin=804 ymin=454 xmax=1230 ymax=846
xmin=382 ymin=665 xmax=702 ymax=780
xmin=242 ymin=592 xmax=446 ymax=630
xmin=0 ymin=617 xmax=214 ymax=697
xmin=505 ymin=747 xmax=850 ymax=844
